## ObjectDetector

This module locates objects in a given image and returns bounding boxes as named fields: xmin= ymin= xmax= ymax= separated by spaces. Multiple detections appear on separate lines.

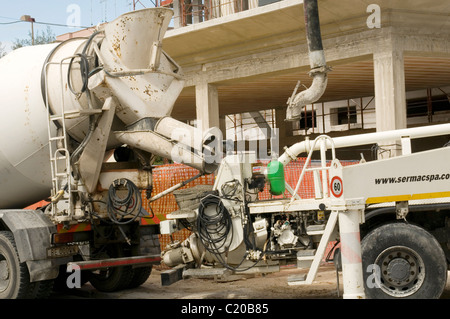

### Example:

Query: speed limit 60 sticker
xmin=330 ymin=176 xmax=343 ymax=198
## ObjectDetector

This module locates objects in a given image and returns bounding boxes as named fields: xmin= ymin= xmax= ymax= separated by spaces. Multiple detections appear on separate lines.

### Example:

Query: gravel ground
xmin=50 ymin=264 xmax=343 ymax=299
xmin=50 ymin=263 xmax=450 ymax=300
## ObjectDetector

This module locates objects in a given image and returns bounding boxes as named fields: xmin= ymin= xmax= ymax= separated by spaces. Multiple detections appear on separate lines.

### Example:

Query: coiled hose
xmin=107 ymin=179 xmax=142 ymax=225
xmin=197 ymin=195 xmax=233 ymax=256
xmin=197 ymin=194 xmax=266 ymax=272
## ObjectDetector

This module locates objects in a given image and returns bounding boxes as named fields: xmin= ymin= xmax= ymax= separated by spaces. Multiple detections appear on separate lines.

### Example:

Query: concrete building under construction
xmin=164 ymin=0 xmax=450 ymax=160
xmin=57 ymin=0 xmax=450 ymax=160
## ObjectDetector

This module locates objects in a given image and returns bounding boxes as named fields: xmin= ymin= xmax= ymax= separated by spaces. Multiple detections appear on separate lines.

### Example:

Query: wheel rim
xmin=374 ymin=245 xmax=425 ymax=297
xmin=0 ymin=255 xmax=10 ymax=293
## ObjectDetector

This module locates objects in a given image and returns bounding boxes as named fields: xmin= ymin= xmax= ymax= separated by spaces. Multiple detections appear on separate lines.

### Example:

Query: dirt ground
xmin=50 ymin=264 xmax=343 ymax=299
xmin=49 ymin=263 xmax=450 ymax=300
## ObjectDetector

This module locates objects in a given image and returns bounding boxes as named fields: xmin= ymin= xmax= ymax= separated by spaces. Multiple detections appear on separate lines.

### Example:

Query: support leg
xmin=338 ymin=209 xmax=365 ymax=299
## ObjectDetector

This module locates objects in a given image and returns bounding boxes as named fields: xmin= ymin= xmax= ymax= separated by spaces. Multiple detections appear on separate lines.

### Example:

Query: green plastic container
xmin=267 ymin=160 xmax=285 ymax=196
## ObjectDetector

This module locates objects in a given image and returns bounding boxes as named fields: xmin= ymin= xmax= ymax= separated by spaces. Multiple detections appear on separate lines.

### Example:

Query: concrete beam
xmin=177 ymin=25 xmax=450 ymax=88
xmin=180 ymin=27 xmax=390 ymax=87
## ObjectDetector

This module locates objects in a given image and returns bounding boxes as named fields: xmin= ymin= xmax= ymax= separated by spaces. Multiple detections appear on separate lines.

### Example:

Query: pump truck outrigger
xmin=0 ymin=0 xmax=449 ymax=299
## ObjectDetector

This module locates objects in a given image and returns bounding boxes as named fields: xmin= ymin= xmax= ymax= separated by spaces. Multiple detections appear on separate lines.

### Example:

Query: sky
xmin=0 ymin=0 xmax=156 ymax=52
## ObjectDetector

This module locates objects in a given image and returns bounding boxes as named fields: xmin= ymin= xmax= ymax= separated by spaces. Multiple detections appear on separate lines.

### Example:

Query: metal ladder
xmin=43 ymin=59 xmax=76 ymax=220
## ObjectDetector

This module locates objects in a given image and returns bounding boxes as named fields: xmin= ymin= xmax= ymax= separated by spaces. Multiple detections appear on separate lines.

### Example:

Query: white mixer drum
xmin=0 ymin=8 xmax=185 ymax=209
xmin=0 ymin=44 xmax=58 ymax=208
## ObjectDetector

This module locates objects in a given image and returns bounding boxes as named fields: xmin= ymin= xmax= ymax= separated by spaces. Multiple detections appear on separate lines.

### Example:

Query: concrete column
xmin=248 ymin=0 xmax=258 ymax=9
xmin=373 ymin=49 xmax=407 ymax=158
xmin=211 ymin=0 xmax=220 ymax=18
xmin=195 ymin=83 xmax=220 ymax=132
xmin=275 ymin=108 xmax=288 ymax=150
xmin=185 ymin=0 xmax=193 ymax=25
xmin=219 ymin=115 xmax=227 ymax=139
xmin=173 ymin=0 xmax=183 ymax=28
xmin=192 ymin=0 xmax=203 ymax=23
xmin=220 ymin=0 xmax=235 ymax=16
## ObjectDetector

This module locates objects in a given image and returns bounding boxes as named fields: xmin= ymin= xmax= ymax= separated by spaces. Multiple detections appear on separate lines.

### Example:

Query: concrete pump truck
xmin=158 ymin=0 xmax=450 ymax=299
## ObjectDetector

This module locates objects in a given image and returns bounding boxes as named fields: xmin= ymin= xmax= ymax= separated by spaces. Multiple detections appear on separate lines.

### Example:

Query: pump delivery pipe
xmin=278 ymin=123 xmax=450 ymax=167
xmin=286 ymin=0 xmax=330 ymax=121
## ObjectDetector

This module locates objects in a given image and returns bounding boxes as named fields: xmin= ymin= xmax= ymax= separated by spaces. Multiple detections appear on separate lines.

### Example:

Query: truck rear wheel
xmin=362 ymin=222 xmax=447 ymax=299
xmin=127 ymin=266 xmax=152 ymax=289
xmin=0 ymin=231 xmax=31 ymax=299
xmin=87 ymin=244 xmax=133 ymax=292
xmin=28 ymin=279 xmax=54 ymax=299
xmin=88 ymin=266 xmax=133 ymax=292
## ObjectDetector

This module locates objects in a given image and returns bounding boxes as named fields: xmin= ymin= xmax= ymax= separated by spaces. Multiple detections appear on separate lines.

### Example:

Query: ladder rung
xmin=55 ymin=173 xmax=69 ymax=177
xmin=49 ymin=136 xmax=65 ymax=141
xmin=50 ymin=115 xmax=63 ymax=121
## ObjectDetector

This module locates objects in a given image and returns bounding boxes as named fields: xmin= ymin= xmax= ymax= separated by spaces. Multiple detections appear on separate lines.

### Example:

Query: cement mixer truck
xmin=0 ymin=7 xmax=221 ymax=298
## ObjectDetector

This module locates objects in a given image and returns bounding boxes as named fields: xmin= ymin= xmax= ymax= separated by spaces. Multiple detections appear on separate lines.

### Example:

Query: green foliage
xmin=11 ymin=26 xmax=56 ymax=50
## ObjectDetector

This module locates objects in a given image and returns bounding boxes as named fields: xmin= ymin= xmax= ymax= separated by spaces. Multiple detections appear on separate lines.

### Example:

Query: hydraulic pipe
xmin=278 ymin=122 xmax=450 ymax=166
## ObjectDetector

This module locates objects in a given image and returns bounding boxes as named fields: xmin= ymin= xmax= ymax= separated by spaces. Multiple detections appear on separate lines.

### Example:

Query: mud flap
xmin=0 ymin=210 xmax=63 ymax=282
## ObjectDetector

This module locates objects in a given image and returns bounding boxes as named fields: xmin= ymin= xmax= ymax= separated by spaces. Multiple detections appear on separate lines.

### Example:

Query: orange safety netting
xmin=141 ymin=164 xmax=215 ymax=261
xmin=258 ymin=158 xmax=357 ymax=200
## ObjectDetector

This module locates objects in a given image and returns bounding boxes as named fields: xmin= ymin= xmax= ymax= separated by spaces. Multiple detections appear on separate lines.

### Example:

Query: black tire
xmin=88 ymin=266 xmax=134 ymax=292
xmin=28 ymin=280 xmax=54 ymax=299
xmin=333 ymin=247 xmax=342 ymax=272
xmin=0 ymin=231 xmax=31 ymax=299
xmin=87 ymin=244 xmax=133 ymax=292
xmin=362 ymin=222 xmax=447 ymax=299
xmin=127 ymin=266 xmax=152 ymax=289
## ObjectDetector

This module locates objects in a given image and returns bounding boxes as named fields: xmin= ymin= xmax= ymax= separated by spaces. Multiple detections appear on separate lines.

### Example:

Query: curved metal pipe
xmin=287 ymin=72 xmax=328 ymax=120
